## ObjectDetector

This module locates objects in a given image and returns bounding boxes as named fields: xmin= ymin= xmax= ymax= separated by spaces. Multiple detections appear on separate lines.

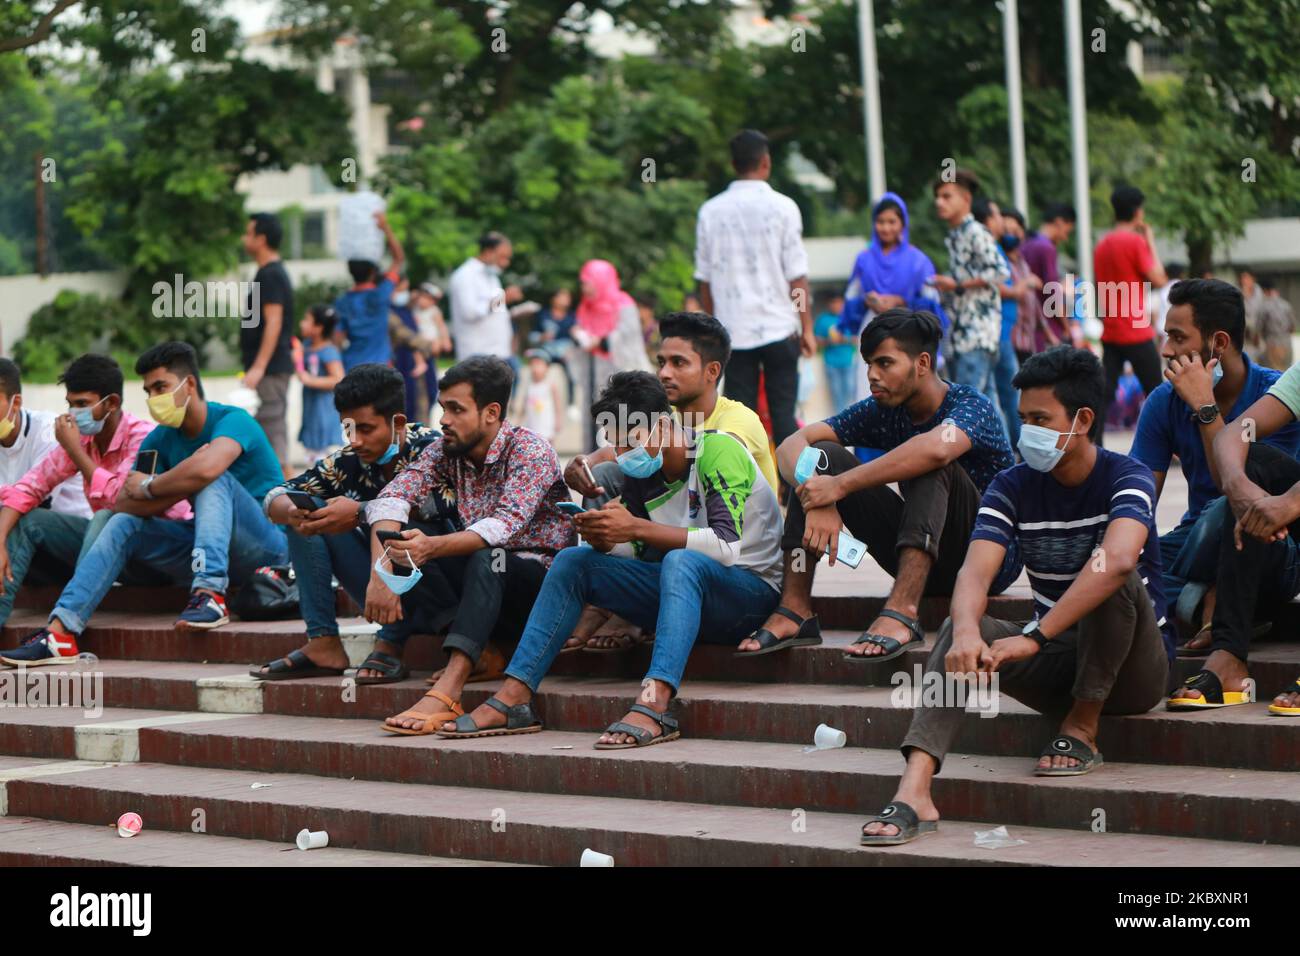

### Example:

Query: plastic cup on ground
xmin=580 ymin=848 xmax=614 ymax=867
xmin=116 ymin=812 xmax=142 ymax=838
xmin=814 ymin=723 xmax=847 ymax=749
xmin=296 ymin=828 xmax=329 ymax=851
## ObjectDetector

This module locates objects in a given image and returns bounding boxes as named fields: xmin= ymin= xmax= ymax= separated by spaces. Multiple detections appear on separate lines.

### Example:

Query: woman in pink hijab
xmin=574 ymin=259 xmax=653 ymax=377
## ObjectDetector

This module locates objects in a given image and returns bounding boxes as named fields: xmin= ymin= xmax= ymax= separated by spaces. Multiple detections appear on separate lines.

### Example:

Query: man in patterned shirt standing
xmin=366 ymin=356 xmax=576 ymax=735
xmin=931 ymin=168 xmax=1010 ymax=413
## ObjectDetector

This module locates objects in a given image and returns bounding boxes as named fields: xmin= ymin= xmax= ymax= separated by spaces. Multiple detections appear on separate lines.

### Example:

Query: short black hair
xmin=1167 ymin=278 xmax=1246 ymax=352
xmin=860 ymin=308 xmax=943 ymax=365
xmin=0 ymin=359 xmax=21 ymax=398
xmin=1110 ymin=186 xmax=1145 ymax=221
xmin=135 ymin=341 xmax=204 ymax=398
xmin=59 ymin=354 xmax=123 ymax=399
xmin=1167 ymin=262 xmax=1186 ymax=281
xmin=1041 ymin=201 xmax=1077 ymax=224
xmin=591 ymin=371 xmax=671 ymax=442
xmin=347 ymin=259 xmax=378 ymax=284
xmin=972 ymin=196 xmax=1000 ymax=225
xmin=1004 ymin=207 xmax=1026 ymax=229
xmin=1013 ymin=345 xmax=1106 ymax=441
xmin=657 ymin=311 xmax=731 ymax=368
xmin=1260 ymin=276 xmax=1277 ymax=292
xmin=306 ymin=303 xmax=338 ymax=338
xmin=439 ymin=355 xmax=513 ymax=414
xmin=478 ymin=231 xmax=509 ymax=252
xmin=249 ymin=212 xmax=283 ymax=251
xmin=333 ymin=363 xmax=406 ymax=419
xmin=729 ymin=129 xmax=769 ymax=174
xmin=933 ymin=167 xmax=979 ymax=196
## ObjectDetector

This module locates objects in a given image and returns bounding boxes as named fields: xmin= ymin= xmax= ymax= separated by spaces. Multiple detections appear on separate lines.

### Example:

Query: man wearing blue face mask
xmin=1130 ymin=279 xmax=1300 ymax=655
xmin=860 ymin=346 xmax=1173 ymax=847
xmin=0 ymin=354 xmax=182 ymax=631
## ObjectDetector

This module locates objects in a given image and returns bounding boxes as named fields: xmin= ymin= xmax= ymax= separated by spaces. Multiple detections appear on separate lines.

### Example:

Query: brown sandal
xmin=425 ymin=644 xmax=508 ymax=685
xmin=381 ymin=688 xmax=463 ymax=736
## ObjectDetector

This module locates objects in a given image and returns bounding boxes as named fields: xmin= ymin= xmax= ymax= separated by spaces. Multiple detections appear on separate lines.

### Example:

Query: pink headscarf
xmin=576 ymin=259 xmax=634 ymax=340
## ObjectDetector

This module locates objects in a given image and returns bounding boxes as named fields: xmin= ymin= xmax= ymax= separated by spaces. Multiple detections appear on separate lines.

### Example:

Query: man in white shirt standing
xmin=694 ymin=129 xmax=814 ymax=447
xmin=448 ymin=232 xmax=523 ymax=362
xmin=0 ymin=359 xmax=89 ymax=518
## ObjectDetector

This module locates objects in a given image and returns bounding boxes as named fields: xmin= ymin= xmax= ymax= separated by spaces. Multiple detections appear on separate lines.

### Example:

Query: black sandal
xmin=593 ymin=703 xmax=681 ymax=749
xmin=859 ymin=801 xmax=938 ymax=846
xmin=1167 ymin=669 xmax=1256 ymax=710
xmin=249 ymin=648 xmax=345 ymax=681
xmin=436 ymin=697 xmax=543 ymax=738
xmin=1034 ymin=733 xmax=1103 ymax=776
xmin=353 ymin=650 xmax=409 ymax=685
xmin=734 ymin=606 xmax=822 ymax=657
xmin=843 ymin=609 xmax=924 ymax=664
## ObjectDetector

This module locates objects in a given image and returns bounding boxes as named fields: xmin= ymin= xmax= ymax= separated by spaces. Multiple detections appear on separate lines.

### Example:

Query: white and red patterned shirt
xmin=367 ymin=422 xmax=576 ymax=565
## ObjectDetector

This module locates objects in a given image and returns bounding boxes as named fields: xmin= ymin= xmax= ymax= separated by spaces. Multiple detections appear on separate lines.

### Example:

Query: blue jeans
xmin=0 ymin=510 xmax=109 ymax=627
xmin=993 ymin=340 xmax=1020 ymax=447
xmin=286 ymin=526 xmax=372 ymax=638
xmin=947 ymin=348 xmax=1001 ymax=420
xmin=505 ymin=547 xmax=780 ymax=694
xmin=824 ymin=362 xmax=857 ymax=417
xmin=51 ymin=472 xmax=288 ymax=633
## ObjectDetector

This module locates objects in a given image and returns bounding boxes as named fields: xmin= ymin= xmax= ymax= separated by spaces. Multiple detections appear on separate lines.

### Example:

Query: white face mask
xmin=1018 ymin=410 xmax=1082 ymax=473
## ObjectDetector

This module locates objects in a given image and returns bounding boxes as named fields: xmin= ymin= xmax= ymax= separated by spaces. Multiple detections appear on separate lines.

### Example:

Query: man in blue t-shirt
xmin=736 ymin=308 xmax=1021 ymax=660
xmin=860 ymin=346 xmax=1171 ymax=847
xmin=0 ymin=343 xmax=288 ymax=662
xmin=335 ymin=211 xmax=405 ymax=370
xmin=1130 ymin=278 xmax=1300 ymax=650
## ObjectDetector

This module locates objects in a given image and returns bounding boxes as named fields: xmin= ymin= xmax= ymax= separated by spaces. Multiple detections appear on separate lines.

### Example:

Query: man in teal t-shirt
xmin=1 ymin=343 xmax=289 ymax=663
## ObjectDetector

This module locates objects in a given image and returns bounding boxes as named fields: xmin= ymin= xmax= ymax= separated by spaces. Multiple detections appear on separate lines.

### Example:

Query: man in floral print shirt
xmin=366 ymin=356 xmax=576 ymax=735
xmin=931 ymin=167 xmax=1010 ymax=414
xmin=252 ymin=364 xmax=450 ymax=681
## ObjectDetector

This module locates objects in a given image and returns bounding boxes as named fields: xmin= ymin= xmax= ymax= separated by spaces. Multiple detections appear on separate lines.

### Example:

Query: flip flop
xmin=859 ymin=801 xmax=938 ymax=846
xmin=425 ymin=644 xmax=507 ymax=685
xmin=1268 ymin=678 xmax=1300 ymax=716
xmin=354 ymin=650 xmax=409 ymax=685
xmin=1167 ymin=670 xmax=1256 ymax=711
xmin=1034 ymin=733 xmax=1103 ymax=776
xmin=843 ymin=609 xmax=924 ymax=664
xmin=381 ymin=688 xmax=464 ymax=736
xmin=593 ymin=703 xmax=680 ymax=749
xmin=436 ymin=696 xmax=543 ymax=738
xmin=249 ymin=648 xmax=346 ymax=681
xmin=1176 ymin=624 xmax=1213 ymax=659
xmin=734 ymin=606 xmax=822 ymax=657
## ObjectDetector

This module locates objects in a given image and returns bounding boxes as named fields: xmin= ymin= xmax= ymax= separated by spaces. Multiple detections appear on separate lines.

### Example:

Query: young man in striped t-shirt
xmin=861 ymin=346 xmax=1172 ymax=847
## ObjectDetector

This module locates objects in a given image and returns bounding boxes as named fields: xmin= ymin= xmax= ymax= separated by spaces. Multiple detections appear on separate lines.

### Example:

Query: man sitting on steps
xmin=860 ymin=346 xmax=1173 ymax=846
xmin=736 ymin=307 xmax=1019 ymax=660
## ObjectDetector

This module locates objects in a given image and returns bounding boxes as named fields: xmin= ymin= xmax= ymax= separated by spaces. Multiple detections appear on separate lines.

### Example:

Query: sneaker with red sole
xmin=175 ymin=589 xmax=230 ymax=631
xmin=0 ymin=627 xmax=80 ymax=666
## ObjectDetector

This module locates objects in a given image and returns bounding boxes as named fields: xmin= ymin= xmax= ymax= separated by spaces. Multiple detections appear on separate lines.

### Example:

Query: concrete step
xmin=2 ymin=707 xmax=1296 ymax=846
xmin=0 ymin=815 xmax=522 ymax=866
xmin=26 ymin=660 xmax=1299 ymax=771
xmin=7 ymin=760 xmax=1298 ymax=867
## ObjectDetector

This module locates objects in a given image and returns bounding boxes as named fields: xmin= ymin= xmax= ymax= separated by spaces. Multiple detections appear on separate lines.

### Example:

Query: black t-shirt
xmin=242 ymin=259 xmax=295 ymax=375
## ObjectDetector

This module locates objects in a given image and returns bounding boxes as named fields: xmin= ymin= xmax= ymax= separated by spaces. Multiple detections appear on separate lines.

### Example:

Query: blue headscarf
xmin=839 ymin=192 xmax=947 ymax=336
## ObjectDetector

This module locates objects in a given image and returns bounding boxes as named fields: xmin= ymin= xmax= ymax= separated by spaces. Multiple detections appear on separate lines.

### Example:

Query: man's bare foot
xmin=585 ymin=614 xmax=647 ymax=650
xmin=860 ymin=790 xmax=940 ymax=839
xmin=1272 ymin=684 xmax=1300 ymax=711
xmin=1170 ymin=649 xmax=1250 ymax=701
xmin=356 ymin=639 xmax=404 ymax=680
xmin=735 ymin=603 xmax=812 ymax=653
xmin=596 ymin=683 xmax=673 ymax=746
xmin=256 ymin=635 xmax=349 ymax=676
xmin=1181 ymin=625 xmax=1212 ymax=654
xmin=844 ymin=609 xmax=917 ymax=658
xmin=438 ymin=679 xmax=531 ymax=733
xmin=1035 ymin=723 xmax=1098 ymax=772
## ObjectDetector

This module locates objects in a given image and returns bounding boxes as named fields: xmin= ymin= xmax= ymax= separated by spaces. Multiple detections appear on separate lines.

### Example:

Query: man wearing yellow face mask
xmin=0 ymin=343 xmax=288 ymax=665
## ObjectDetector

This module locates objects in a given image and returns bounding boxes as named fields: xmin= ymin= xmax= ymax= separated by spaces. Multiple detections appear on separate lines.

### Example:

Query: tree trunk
xmin=1185 ymin=235 xmax=1213 ymax=278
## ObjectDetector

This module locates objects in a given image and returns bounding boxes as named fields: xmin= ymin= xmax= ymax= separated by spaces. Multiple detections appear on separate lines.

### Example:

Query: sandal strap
xmin=627 ymin=703 xmax=677 ymax=732
xmin=865 ymin=801 xmax=919 ymax=830
xmin=771 ymin=606 xmax=806 ymax=627
xmin=875 ymin=609 xmax=924 ymax=642
xmin=1041 ymin=734 xmax=1094 ymax=761
xmin=425 ymin=688 xmax=463 ymax=715
xmin=852 ymin=633 xmax=906 ymax=654
xmin=1182 ymin=669 xmax=1224 ymax=703
xmin=482 ymin=696 xmax=509 ymax=715
xmin=603 ymin=720 xmax=653 ymax=744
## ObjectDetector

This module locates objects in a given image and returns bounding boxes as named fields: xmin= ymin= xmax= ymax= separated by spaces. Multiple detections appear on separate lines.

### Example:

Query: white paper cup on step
xmin=580 ymin=848 xmax=614 ymax=867
xmin=296 ymin=828 xmax=329 ymax=851
xmin=813 ymin=723 xmax=847 ymax=749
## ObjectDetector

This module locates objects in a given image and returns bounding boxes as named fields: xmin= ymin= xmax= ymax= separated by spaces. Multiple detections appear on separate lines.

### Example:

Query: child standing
xmin=294 ymin=304 xmax=346 ymax=463
xmin=521 ymin=349 xmax=564 ymax=446
xmin=815 ymin=293 xmax=857 ymax=414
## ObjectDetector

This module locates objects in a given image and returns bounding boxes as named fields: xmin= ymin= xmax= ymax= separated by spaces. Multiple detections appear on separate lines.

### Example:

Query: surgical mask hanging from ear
xmin=1208 ymin=345 xmax=1224 ymax=388
xmin=1018 ymin=409 xmax=1082 ymax=473
xmin=376 ymin=415 xmax=403 ymax=464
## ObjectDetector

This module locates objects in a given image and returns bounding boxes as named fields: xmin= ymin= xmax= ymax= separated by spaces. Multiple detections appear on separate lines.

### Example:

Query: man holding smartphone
xmin=736 ymin=309 xmax=1020 ymax=660
xmin=253 ymin=364 xmax=445 ymax=681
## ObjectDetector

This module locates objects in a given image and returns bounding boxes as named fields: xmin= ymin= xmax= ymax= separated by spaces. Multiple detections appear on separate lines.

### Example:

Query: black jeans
xmin=1211 ymin=443 xmax=1300 ymax=661
xmin=724 ymin=334 xmax=801 ymax=446
xmin=381 ymin=547 xmax=549 ymax=663
xmin=1101 ymin=339 xmax=1163 ymax=444
xmin=781 ymin=441 xmax=982 ymax=597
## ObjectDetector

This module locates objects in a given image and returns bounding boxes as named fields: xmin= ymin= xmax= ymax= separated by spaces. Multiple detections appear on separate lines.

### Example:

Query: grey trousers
xmin=901 ymin=570 xmax=1169 ymax=770
xmin=255 ymin=372 xmax=292 ymax=469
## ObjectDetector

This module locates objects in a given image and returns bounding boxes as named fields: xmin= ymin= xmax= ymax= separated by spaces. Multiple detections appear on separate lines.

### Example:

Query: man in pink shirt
xmin=0 ymin=354 xmax=190 ymax=627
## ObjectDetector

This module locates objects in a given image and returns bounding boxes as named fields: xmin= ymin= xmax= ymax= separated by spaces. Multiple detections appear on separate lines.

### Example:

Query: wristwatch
xmin=1194 ymin=403 xmax=1220 ymax=426
xmin=139 ymin=475 xmax=156 ymax=500
xmin=1021 ymin=619 xmax=1048 ymax=648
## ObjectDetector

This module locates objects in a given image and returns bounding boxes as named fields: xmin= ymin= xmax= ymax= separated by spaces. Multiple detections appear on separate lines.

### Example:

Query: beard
xmin=442 ymin=427 xmax=481 ymax=457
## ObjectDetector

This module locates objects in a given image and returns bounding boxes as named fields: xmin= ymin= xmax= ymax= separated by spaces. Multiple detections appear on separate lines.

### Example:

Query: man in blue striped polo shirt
xmin=860 ymin=346 xmax=1171 ymax=847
